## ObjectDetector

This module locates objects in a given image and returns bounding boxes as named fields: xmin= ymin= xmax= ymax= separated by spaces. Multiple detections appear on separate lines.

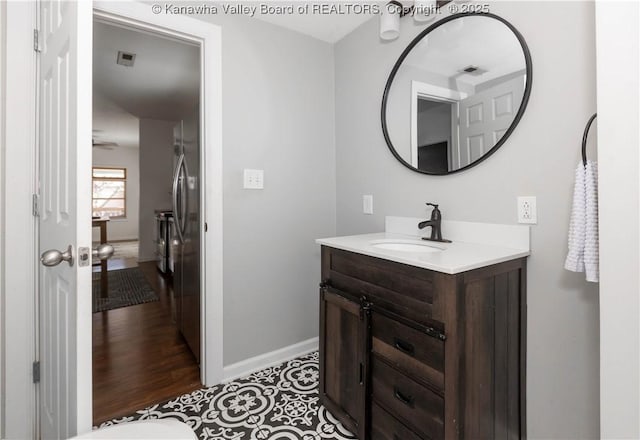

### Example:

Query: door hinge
xmin=32 ymin=193 xmax=40 ymax=217
xmin=33 ymin=29 xmax=41 ymax=53
xmin=204 ymin=222 xmax=208 ymax=232
xmin=32 ymin=361 xmax=40 ymax=383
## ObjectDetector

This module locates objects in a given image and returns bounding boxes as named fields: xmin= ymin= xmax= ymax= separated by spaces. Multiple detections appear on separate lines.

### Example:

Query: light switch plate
xmin=243 ymin=169 xmax=264 ymax=189
xmin=517 ymin=196 xmax=537 ymax=224
xmin=363 ymin=195 xmax=373 ymax=215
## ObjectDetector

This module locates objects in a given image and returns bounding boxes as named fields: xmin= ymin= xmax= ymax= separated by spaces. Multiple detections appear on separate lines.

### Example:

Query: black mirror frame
xmin=381 ymin=12 xmax=533 ymax=175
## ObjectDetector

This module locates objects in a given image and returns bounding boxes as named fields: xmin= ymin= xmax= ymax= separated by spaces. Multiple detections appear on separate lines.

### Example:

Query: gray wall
xmin=92 ymin=147 xmax=140 ymax=242
xmin=334 ymin=2 xmax=599 ymax=439
xmin=139 ymin=119 xmax=175 ymax=262
xmin=195 ymin=14 xmax=336 ymax=365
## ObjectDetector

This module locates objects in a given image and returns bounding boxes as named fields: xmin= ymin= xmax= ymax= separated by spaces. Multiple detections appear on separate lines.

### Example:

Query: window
xmin=92 ymin=167 xmax=126 ymax=218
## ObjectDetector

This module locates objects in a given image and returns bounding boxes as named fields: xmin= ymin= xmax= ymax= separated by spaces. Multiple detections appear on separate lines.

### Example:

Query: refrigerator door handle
xmin=179 ymin=158 xmax=189 ymax=238
xmin=172 ymin=153 xmax=186 ymax=244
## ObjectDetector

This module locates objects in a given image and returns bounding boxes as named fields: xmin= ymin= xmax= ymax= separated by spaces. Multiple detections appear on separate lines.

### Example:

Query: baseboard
xmin=222 ymin=337 xmax=319 ymax=383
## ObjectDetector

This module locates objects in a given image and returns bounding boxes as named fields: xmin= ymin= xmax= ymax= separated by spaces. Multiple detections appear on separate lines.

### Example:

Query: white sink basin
xmin=370 ymin=239 xmax=444 ymax=253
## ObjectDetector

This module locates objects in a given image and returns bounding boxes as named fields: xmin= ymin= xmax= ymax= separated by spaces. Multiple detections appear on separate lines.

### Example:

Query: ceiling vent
xmin=460 ymin=65 xmax=487 ymax=76
xmin=116 ymin=51 xmax=136 ymax=67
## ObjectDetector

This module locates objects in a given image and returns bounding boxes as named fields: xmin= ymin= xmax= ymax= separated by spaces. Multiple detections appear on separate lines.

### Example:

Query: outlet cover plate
xmin=517 ymin=196 xmax=537 ymax=224
xmin=243 ymin=169 xmax=264 ymax=189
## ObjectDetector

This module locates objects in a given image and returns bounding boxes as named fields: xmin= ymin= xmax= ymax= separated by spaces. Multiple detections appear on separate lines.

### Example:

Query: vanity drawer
xmin=371 ymin=402 xmax=423 ymax=440
xmin=371 ymin=355 xmax=444 ymax=440
xmin=371 ymin=311 xmax=444 ymax=394
xmin=325 ymin=247 xmax=442 ymax=326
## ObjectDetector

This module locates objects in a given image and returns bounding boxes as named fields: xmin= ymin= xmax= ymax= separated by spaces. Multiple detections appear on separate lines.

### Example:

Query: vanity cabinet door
xmin=319 ymin=285 xmax=367 ymax=439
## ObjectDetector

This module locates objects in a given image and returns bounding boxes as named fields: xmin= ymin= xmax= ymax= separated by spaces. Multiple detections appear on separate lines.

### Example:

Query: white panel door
xmin=457 ymin=75 xmax=525 ymax=169
xmin=38 ymin=1 xmax=93 ymax=438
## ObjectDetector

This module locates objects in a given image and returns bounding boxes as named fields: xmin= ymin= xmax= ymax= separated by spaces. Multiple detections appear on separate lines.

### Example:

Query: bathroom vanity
xmin=317 ymin=218 xmax=529 ymax=440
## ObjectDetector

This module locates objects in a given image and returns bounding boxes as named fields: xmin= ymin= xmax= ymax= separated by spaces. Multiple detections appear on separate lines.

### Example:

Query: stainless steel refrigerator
xmin=172 ymin=110 xmax=201 ymax=364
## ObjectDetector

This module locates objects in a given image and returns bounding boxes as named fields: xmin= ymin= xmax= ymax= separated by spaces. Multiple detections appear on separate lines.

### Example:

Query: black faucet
xmin=418 ymin=203 xmax=451 ymax=243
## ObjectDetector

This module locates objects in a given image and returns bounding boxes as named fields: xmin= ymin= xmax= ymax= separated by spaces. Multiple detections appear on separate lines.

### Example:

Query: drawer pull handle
xmin=394 ymin=338 xmax=415 ymax=356
xmin=394 ymin=387 xmax=414 ymax=407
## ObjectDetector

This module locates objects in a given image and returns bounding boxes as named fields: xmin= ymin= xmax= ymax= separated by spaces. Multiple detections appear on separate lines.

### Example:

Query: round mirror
xmin=382 ymin=13 xmax=532 ymax=175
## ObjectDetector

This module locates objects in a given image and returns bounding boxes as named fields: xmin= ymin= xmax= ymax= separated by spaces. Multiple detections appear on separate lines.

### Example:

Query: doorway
xmin=90 ymin=18 xmax=204 ymax=424
xmin=416 ymin=97 xmax=453 ymax=173
xmin=85 ymin=4 xmax=224 ymax=434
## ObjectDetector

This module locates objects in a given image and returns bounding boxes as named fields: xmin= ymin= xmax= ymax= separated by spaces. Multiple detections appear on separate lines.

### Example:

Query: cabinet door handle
xmin=393 ymin=387 xmax=414 ymax=407
xmin=394 ymin=338 xmax=415 ymax=356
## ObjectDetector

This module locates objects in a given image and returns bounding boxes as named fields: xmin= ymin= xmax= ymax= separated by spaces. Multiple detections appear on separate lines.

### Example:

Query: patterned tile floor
xmin=98 ymin=351 xmax=357 ymax=439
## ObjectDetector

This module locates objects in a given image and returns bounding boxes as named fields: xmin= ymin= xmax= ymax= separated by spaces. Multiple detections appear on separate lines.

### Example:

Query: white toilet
xmin=70 ymin=419 xmax=197 ymax=439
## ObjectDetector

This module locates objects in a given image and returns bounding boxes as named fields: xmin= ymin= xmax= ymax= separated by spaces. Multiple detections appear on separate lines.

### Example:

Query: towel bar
xmin=581 ymin=113 xmax=597 ymax=166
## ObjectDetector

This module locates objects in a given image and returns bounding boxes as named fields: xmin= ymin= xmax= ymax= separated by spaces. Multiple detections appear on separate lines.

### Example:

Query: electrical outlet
xmin=517 ymin=196 xmax=537 ymax=224
xmin=243 ymin=169 xmax=264 ymax=189
xmin=363 ymin=195 xmax=373 ymax=215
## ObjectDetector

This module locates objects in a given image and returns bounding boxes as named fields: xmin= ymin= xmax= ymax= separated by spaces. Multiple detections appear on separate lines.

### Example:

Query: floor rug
xmin=93 ymin=267 xmax=159 ymax=313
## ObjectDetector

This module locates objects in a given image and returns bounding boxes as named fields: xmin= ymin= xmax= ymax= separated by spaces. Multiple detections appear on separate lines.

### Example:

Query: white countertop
xmin=316 ymin=232 xmax=530 ymax=274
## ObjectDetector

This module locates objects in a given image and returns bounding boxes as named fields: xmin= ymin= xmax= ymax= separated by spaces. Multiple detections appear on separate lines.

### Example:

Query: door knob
xmin=92 ymin=244 xmax=114 ymax=261
xmin=40 ymin=245 xmax=74 ymax=267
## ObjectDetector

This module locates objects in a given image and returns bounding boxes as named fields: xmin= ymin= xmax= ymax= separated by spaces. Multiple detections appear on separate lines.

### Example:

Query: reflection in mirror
xmin=383 ymin=14 xmax=531 ymax=174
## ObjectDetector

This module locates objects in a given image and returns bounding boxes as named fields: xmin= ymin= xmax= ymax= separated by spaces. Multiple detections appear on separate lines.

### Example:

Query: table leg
xmin=100 ymin=222 xmax=108 ymax=298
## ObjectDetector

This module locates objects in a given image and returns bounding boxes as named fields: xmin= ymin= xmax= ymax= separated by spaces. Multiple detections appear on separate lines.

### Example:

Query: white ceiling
xmin=404 ymin=16 xmax=526 ymax=86
xmin=93 ymin=91 xmax=140 ymax=149
xmin=252 ymin=1 xmax=376 ymax=43
xmin=92 ymin=20 xmax=200 ymax=148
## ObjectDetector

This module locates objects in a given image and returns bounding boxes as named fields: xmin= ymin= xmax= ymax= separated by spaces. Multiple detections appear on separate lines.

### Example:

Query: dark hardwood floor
xmin=92 ymin=260 xmax=201 ymax=425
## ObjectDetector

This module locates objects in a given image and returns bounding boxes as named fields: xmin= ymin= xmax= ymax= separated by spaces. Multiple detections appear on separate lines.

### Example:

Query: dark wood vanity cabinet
xmin=319 ymin=246 xmax=527 ymax=440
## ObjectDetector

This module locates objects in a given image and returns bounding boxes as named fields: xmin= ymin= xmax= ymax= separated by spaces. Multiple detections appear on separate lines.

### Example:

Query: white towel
xmin=564 ymin=161 xmax=599 ymax=282
xmin=565 ymin=163 xmax=586 ymax=273
xmin=584 ymin=161 xmax=599 ymax=282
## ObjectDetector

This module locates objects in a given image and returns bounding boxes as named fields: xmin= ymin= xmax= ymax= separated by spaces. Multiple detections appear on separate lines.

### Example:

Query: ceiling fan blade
xmin=92 ymin=139 xmax=119 ymax=147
